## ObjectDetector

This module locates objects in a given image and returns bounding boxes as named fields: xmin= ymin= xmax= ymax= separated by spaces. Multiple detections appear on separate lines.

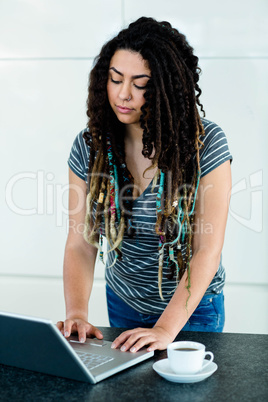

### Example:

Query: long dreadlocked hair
xmin=83 ymin=17 xmax=205 ymax=300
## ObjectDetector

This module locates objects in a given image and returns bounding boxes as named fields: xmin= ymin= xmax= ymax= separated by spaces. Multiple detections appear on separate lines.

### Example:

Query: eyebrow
xmin=109 ymin=67 xmax=151 ymax=79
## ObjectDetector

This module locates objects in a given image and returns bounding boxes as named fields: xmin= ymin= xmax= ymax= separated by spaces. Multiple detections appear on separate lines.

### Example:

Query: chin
xmin=116 ymin=115 xmax=139 ymax=125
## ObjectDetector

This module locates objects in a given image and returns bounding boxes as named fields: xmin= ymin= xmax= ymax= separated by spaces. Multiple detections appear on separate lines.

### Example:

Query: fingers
xmin=85 ymin=323 xmax=103 ymax=341
xmin=111 ymin=328 xmax=139 ymax=350
xmin=93 ymin=327 xmax=104 ymax=340
xmin=76 ymin=321 xmax=87 ymax=343
xmin=111 ymin=327 xmax=172 ymax=353
xmin=56 ymin=319 xmax=103 ymax=343
xmin=63 ymin=318 xmax=76 ymax=338
xmin=128 ymin=335 xmax=152 ymax=353
xmin=56 ymin=321 xmax=64 ymax=333
xmin=111 ymin=328 xmax=153 ymax=353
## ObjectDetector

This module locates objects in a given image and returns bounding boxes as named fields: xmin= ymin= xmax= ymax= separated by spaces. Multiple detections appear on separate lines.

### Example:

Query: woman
xmin=57 ymin=17 xmax=232 ymax=353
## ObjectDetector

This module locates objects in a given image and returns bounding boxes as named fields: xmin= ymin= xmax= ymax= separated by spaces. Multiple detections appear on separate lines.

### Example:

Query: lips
xmin=116 ymin=105 xmax=134 ymax=113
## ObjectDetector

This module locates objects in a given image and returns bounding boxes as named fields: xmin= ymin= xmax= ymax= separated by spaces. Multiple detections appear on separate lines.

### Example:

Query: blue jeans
xmin=106 ymin=284 xmax=225 ymax=332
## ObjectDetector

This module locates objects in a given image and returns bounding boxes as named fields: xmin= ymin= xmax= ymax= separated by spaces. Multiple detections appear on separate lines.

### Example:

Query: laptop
xmin=0 ymin=311 xmax=154 ymax=384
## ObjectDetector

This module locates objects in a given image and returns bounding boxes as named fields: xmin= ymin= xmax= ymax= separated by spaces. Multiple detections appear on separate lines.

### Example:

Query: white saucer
xmin=153 ymin=358 xmax=218 ymax=383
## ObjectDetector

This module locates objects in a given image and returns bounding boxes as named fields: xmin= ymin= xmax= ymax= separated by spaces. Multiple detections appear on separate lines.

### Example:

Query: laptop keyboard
xmin=76 ymin=351 xmax=114 ymax=370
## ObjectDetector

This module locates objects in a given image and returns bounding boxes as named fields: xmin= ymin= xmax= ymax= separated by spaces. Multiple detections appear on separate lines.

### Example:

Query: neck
xmin=124 ymin=124 xmax=143 ymax=146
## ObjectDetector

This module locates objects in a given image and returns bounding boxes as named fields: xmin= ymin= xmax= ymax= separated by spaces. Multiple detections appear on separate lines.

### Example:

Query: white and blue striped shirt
xmin=68 ymin=119 xmax=232 ymax=314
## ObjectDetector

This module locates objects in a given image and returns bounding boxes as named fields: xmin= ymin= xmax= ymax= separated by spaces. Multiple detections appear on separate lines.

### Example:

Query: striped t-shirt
xmin=68 ymin=118 xmax=232 ymax=315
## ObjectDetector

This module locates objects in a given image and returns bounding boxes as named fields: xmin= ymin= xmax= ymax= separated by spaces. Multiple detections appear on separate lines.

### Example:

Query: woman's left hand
xmin=111 ymin=326 xmax=174 ymax=353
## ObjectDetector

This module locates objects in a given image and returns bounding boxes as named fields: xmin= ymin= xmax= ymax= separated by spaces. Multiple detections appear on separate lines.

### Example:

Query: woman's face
xmin=107 ymin=49 xmax=151 ymax=128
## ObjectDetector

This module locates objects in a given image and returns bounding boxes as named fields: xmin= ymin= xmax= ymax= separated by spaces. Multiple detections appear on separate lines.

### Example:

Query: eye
xmin=133 ymin=79 xmax=149 ymax=90
xmin=110 ymin=77 xmax=121 ymax=84
xmin=134 ymin=84 xmax=147 ymax=90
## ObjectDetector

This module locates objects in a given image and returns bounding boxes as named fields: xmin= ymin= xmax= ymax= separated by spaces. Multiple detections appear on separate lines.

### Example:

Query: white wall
xmin=1 ymin=0 xmax=267 ymax=334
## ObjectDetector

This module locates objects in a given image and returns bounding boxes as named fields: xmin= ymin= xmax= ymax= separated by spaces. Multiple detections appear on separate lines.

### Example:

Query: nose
xmin=118 ymin=82 xmax=131 ymax=101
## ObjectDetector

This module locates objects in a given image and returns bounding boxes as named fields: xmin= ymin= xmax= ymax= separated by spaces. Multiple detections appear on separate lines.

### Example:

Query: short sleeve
xmin=199 ymin=119 xmax=233 ymax=178
xmin=67 ymin=129 xmax=90 ymax=181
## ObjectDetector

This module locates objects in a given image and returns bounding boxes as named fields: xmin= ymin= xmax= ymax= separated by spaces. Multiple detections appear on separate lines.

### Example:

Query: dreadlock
xmin=83 ymin=17 xmax=205 ymax=300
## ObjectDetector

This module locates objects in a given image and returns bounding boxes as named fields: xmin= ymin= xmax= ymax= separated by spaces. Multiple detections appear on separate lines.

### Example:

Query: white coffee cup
xmin=167 ymin=341 xmax=214 ymax=375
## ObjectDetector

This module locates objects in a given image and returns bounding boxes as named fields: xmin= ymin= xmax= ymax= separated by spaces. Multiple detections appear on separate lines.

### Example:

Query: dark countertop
xmin=0 ymin=328 xmax=267 ymax=402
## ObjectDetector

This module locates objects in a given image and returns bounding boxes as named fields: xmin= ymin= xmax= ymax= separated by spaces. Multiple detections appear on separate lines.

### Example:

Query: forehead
xmin=109 ymin=49 xmax=150 ymax=75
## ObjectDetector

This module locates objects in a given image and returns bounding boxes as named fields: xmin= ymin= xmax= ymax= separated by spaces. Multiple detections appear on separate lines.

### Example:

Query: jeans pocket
xmin=187 ymin=292 xmax=225 ymax=331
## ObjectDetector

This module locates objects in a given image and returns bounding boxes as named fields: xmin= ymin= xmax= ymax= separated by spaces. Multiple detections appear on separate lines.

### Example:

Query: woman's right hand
xmin=56 ymin=318 xmax=103 ymax=343
xmin=58 ymin=170 xmax=102 ymax=344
